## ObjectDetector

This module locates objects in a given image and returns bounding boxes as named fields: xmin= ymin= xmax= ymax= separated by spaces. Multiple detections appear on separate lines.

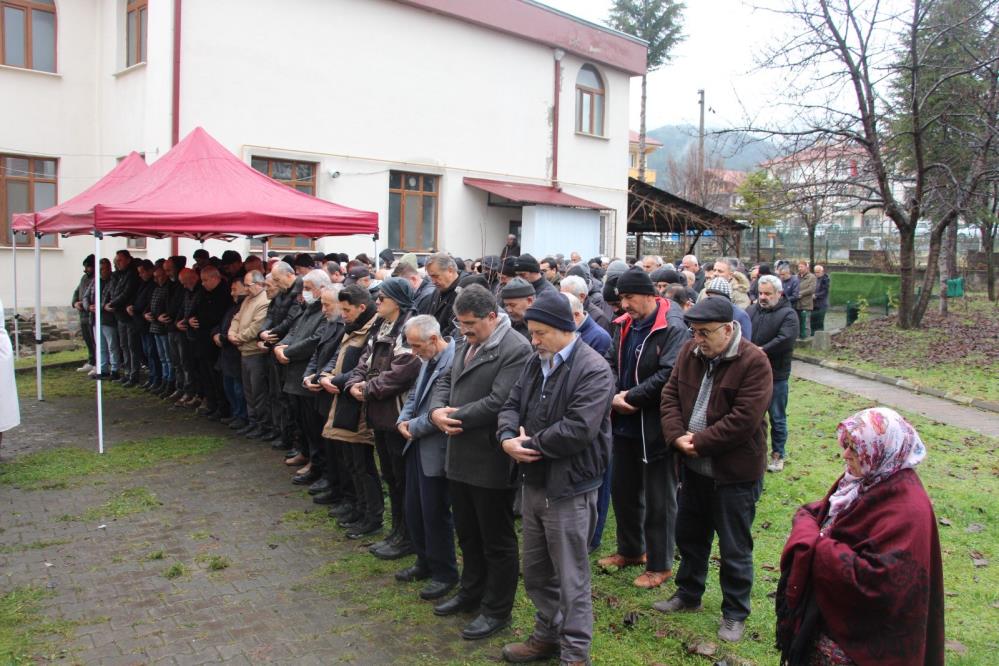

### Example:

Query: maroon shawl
xmin=776 ymin=469 xmax=944 ymax=666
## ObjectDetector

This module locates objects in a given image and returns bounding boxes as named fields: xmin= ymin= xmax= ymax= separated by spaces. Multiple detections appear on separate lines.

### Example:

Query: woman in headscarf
xmin=775 ymin=407 xmax=944 ymax=666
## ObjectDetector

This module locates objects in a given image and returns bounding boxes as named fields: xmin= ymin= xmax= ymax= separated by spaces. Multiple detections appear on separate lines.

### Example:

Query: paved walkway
xmin=793 ymin=360 xmax=999 ymax=438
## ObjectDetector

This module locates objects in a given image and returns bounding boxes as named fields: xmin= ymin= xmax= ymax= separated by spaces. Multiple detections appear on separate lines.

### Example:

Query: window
xmin=125 ymin=0 xmax=147 ymax=67
xmin=250 ymin=156 xmax=318 ymax=251
xmin=388 ymin=172 xmax=438 ymax=252
xmin=1 ymin=154 xmax=57 ymax=247
xmin=127 ymin=237 xmax=146 ymax=250
xmin=575 ymin=65 xmax=605 ymax=136
xmin=1 ymin=0 xmax=56 ymax=72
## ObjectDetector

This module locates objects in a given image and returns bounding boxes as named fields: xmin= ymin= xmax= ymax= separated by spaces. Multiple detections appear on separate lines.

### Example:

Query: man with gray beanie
xmin=497 ymin=289 xmax=615 ymax=665
xmin=656 ymin=296 xmax=772 ymax=643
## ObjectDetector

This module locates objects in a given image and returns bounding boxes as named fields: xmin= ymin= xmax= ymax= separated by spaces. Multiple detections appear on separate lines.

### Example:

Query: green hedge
xmin=828 ymin=272 xmax=899 ymax=307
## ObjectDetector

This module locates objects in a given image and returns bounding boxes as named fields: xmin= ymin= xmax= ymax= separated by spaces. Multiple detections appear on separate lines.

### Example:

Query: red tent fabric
xmin=10 ymin=152 xmax=148 ymax=234
xmin=32 ymin=127 xmax=378 ymax=238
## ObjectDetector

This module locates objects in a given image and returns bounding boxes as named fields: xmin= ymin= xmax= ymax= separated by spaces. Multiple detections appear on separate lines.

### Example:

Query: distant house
xmin=702 ymin=168 xmax=747 ymax=217
xmin=1 ymin=0 xmax=647 ymax=308
xmin=628 ymin=130 xmax=663 ymax=184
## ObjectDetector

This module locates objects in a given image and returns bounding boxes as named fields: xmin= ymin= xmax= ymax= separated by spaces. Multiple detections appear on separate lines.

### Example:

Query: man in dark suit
xmin=396 ymin=315 xmax=459 ymax=602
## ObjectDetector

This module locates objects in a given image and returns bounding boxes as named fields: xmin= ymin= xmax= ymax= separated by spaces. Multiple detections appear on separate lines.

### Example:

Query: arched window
xmin=1 ymin=0 xmax=56 ymax=72
xmin=575 ymin=65 xmax=605 ymax=136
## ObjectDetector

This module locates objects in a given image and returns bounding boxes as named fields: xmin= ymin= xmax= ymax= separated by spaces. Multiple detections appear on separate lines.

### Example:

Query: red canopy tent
xmin=10 ymin=127 xmax=379 ymax=453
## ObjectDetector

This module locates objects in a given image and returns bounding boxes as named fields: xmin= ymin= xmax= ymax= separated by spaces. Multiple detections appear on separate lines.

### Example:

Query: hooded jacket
xmin=345 ymin=310 xmax=421 ymax=430
xmin=608 ymin=297 xmax=689 ymax=462
xmin=321 ymin=308 xmax=377 ymax=444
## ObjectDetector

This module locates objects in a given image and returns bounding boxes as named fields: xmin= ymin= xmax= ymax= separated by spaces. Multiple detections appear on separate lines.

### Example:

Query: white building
xmin=1 ymin=0 xmax=646 ymax=310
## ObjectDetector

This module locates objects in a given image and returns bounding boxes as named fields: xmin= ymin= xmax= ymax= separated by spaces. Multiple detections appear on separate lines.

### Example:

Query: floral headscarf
xmin=826 ymin=407 xmax=926 ymax=523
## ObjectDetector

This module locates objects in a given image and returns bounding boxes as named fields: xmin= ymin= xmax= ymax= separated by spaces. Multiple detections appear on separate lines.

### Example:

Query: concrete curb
xmin=793 ymin=353 xmax=999 ymax=414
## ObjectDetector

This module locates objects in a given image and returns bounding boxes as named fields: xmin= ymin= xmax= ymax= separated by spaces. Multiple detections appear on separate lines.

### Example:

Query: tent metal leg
xmin=10 ymin=240 xmax=18 ymax=358
xmin=34 ymin=236 xmax=42 ymax=401
xmin=94 ymin=232 xmax=104 ymax=454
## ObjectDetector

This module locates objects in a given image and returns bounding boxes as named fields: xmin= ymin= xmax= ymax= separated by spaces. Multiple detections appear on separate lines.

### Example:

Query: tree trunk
xmin=755 ymin=224 xmax=761 ymax=263
xmin=985 ymin=224 xmax=997 ymax=301
xmin=637 ymin=74 xmax=648 ymax=184
xmin=945 ymin=220 xmax=958 ymax=278
xmin=913 ymin=220 xmax=951 ymax=326
xmin=938 ymin=218 xmax=955 ymax=316
xmin=807 ymin=225 xmax=816 ymax=268
xmin=897 ymin=226 xmax=916 ymax=329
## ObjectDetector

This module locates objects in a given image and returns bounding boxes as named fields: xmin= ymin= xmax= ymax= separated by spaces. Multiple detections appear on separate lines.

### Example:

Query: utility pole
xmin=697 ymin=89 xmax=705 ymax=206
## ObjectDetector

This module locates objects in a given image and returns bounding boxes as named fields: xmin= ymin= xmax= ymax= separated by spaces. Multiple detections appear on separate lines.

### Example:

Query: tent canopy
xmin=21 ymin=127 xmax=378 ymax=239
xmin=11 ymin=152 xmax=148 ymax=234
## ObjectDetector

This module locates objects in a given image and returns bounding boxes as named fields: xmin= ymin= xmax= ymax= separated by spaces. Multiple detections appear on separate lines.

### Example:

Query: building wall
xmin=2 ymin=0 xmax=635 ymax=311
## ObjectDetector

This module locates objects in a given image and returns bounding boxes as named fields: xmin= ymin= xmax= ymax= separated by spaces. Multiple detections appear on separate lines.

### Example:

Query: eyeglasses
xmin=451 ymin=317 xmax=480 ymax=331
xmin=687 ymin=324 xmax=726 ymax=339
xmin=375 ymin=295 xmax=385 ymax=302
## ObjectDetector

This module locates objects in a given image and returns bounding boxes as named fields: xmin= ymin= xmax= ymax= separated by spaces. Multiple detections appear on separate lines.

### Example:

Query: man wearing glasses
xmin=602 ymin=268 xmax=689 ymax=590
xmin=656 ymin=297 xmax=772 ymax=643
xmin=428 ymin=285 xmax=531 ymax=640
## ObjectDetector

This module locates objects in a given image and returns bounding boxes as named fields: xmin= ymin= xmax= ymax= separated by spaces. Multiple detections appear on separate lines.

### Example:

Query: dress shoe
xmin=419 ymin=579 xmax=456 ymax=601
xmin=236 ymin=423 xmax=256 ymax=435
xmin=292 ymin=470 xmax=321 ymax=485
xmin=345 ymin=520 xmax=382 ymax=539
xmin=204 ymin=410 xmax=224 ymax=421
xmin=219 ymin=415 xmax=236 ymax=424
xmin=633 ymin=570 xmax=671 ymax=589
xmin=295 ymin=464 xmax=311 ymax=475
xmin=307 ymin=478 xmax=331 ymax=495
xmin=501 ymin=636 xmax=560 ymax=663
xmin=371 ymin=539 xmax=414 ymax=561
xmin=336 ymin=511 xmax=364 ymax=527
xmin=227 ymin=418 xmax=248 ymax=430
xmin=196 ymin=403 xmax=215 ymax=415
xmin=244 ymin=427 xmax=267 ymax=440
xmin=285 ymin=454 xmax=308 ymax=467
xmin=433 ymin=594 xmax=480 ymax=617
xmin=166 ymin=389 xmax=184 ymax=401
xmin=327 ymin=502 xmax=356 ymax=518
xmin=312 ymin=492 xmax=338 ymax=505
xmin=394 ymin=564 xmax=431 ymax=583
xmin=651 ymin=594 xmax=702 ymax=614
xmin=461 ymin=614 xmax=511 ymax=640
xmin=271 ymin=439 xmax=293 ymax=450
xmin=597 ymin=552 xmax=646 ymax=568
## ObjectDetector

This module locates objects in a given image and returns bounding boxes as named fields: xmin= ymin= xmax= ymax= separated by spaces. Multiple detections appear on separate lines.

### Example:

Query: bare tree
xmin=743 ymin=0 xmax=999 ymax=328
xmin=665 ymin=143 xmax=726 ymax=207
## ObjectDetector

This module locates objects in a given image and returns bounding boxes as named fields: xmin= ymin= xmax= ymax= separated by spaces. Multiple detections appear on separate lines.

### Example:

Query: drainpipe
xmin=552 ymin=49 xmax=564 ymax=188
xmin=170 ymin=0 xmax=183 ymax=256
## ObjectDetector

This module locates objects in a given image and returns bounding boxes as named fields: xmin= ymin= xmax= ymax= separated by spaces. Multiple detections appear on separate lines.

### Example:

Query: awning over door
xmin=464 ymin=177 xmax=606 ymax=210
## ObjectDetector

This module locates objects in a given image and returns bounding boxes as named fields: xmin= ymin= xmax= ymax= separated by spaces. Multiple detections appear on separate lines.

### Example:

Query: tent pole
xmin=33 ymin=234 xmax=42 ymax=401
xmin=10 ymin=233 xmax=18 ymax=359
xmin=94 ymin=232 xmax=104 ymax=454
xmin=262 ymin=239 xmax=268 ymax=262
xmin=373 ymin=234 xmax=378 ymax=269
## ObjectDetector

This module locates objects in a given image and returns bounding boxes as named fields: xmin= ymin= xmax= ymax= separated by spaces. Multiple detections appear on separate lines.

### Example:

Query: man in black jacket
xmin=187 ymin=265 xmax=231 ymax=417
xmin=260 ymin=261 xmax=304 ymax=448
xmin=106 ymin=250 xmax=140 ymax=385
xmin=173 ymin=268 xmax=202 ymax=406
xmin=603 ymin=268 xmax=688 ymax=590
xmin=746 ymin=275 xmax=799 ymax=473
xmin=129 ymin=260 xmax=156 ymax=389
xmin=497 ymin=291 xmax=614 ymax=666
xmin=422 ymin=253 xmax=462 ymax=338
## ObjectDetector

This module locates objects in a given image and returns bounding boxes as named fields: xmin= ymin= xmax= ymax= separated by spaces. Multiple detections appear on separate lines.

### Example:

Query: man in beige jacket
xmin=227 ymin=270 xmax=271 ymax=437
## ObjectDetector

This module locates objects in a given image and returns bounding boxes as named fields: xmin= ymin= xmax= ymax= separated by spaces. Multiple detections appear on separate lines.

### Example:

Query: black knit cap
xmin=378 ymin=277 xmax=414 ymax=310
xmin=602 ymin=275 xmax=621 ymax=304
xmin=501 ymin=277 xmax=535 ymax=299
xmin=459 ymin=274 xmax=488 ymax=289
xmin=684 ymin=296 xmax=734 ymax=324
xmin=293 ymin=253 xmax=314 ymax=269
xmin=515 ymin=253 xmax=541 ymax=274
xmin=616 ymin=267 xmax=656 ymax=296
xmin=481 ymin=255 xmax=501 ymax=271
xmin=221 ymin=250 xmax=242 ymax=265
xmin=501 ymin=256 xmax=518 ymax=277
xmin=524 ymin=290 xmax=575 ymax=332
xmin=650 ymin=267 xmax=684 ymax=285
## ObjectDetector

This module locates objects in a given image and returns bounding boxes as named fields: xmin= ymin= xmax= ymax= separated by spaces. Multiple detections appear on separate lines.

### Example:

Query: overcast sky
xmin=539 ymin=0 xmax=796 ymax=130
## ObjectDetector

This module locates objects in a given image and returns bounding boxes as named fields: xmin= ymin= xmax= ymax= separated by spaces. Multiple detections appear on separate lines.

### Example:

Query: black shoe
xmin=292 ymin=471 xmax=321 ymax=486
xmin=271 ymin=439 xmax=293 ymax=450
xmin=433 ymin=594 xmax=480 ymax=617
xmin=236 ymin=423 xmax=256 ymax=436
xmin=328 ymin=502 xmax=356 ymax=518
xmin=336 ymin=511 xmax=364 ymax=527
xmin=243 ymin=427 xmax=267 ymax=440
xmin=312 ymin=492 xmax=337 ymax=505
xmin=307 ymin=478 xmax=331 ymax=495
xmin=227 ymin=418 xmax=248 ymax=430
xmin=204 ymin=410 xmax=223 ymax=421
xmin=371 ymin=540 xmax=415 ymax=561
xmin=346 ymin=520 xmax=382 ymax=539
xmin=395 ymin=564 xmax=431 ymax=583
xmin=461 ymin=614 xmax=511 ymax=641
xmin=219 ymin=415 xmax=236 ymax=424
xmin=284 ymin=449 xmax=302 ymax=459
xmin=420 ymin=579 xmax=457 ymax=601
xmin=121 ymin=378 xmax=138 ymax=388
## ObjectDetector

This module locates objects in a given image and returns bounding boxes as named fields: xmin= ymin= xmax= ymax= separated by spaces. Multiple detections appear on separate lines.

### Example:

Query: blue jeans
xmin=222 ymin=375 xmax=247 ymax=420
xmin=154 ymin=334 xmax=173 ymax=383
xmin=98 ymin=324 xmax=120 ymax=373
xmin=142 ymin=333 xmax=161 ymax=383
xmin=588 ymin=462 xmax=612 ymax=552
xmin=768 ymin=379 xmax=789 ymax=458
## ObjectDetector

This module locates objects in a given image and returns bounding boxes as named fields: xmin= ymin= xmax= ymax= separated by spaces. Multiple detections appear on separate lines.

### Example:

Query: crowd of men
xmin=69 ymin=243 xmax=828 ymax=664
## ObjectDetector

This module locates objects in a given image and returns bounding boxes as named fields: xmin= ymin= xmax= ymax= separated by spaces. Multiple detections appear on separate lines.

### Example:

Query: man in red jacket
xmin=656 ymin=297 xmax=772 ymax=643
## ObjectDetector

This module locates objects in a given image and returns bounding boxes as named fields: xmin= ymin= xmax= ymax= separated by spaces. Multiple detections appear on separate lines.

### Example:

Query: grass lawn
xmin=806 ymin=294 xmax=999 ymax=403
xmin=5 ymin=370 xmax=997 ymax=664
xmin=13 ymin=347 xmax=87 ymax=370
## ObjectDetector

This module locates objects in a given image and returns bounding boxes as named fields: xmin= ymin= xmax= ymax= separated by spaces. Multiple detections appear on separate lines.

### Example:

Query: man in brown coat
xmin=655 ymin=297 xmax=772 ymax=644
xmin=795 ymin=260 xmax=817 ymax=339
xmin=228 ymin=270 xmax=271 ymax=437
